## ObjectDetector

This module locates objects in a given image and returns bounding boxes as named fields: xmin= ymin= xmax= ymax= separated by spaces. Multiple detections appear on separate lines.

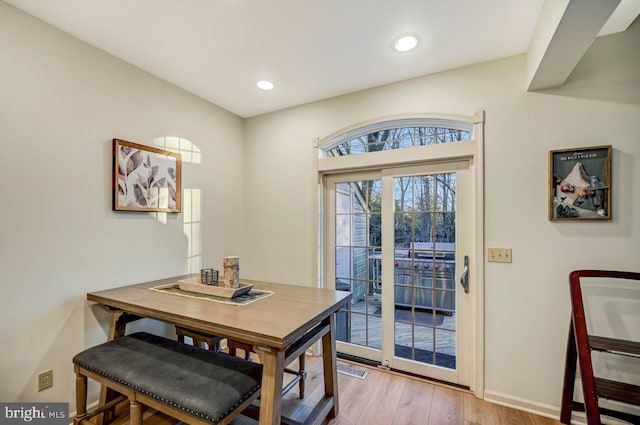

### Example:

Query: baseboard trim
xmin=484 ymin=390 xmax=562 ymax=421
xmin=484 ymin=390 xmax=638 ymax=425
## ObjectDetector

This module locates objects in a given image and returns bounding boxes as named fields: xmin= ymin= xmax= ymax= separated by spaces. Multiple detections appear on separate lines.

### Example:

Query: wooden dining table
xmin=86 ymin=275 xmax=352 ymax=425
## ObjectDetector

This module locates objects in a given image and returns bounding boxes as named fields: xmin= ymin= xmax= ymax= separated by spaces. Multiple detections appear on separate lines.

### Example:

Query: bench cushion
xmin=73 ymin=332 xmax=262 ymax=424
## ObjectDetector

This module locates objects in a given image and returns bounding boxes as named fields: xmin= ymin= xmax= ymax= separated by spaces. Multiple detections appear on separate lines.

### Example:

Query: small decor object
xmin=152 ymin=282 xmax=271 ymax=305
xmin=223 ymin=256 xmax=240 ymax=288
xmin=549 ymin=145 xmax=611 ymax=221
xmin=200 ymin=268 xmax=219 ymax=286
xmin=113 ymin=139 xmax=182 ymax=212
xmin=176 ymin=277 xmax=253 ymax=299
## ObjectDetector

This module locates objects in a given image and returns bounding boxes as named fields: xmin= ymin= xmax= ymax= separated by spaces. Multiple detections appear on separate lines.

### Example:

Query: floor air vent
xmin=337 ymin=363 xmax=368 ymax=379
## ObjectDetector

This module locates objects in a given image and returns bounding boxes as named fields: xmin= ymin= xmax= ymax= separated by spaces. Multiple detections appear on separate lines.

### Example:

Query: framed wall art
xmin=113 ymin=139 xmax=182 ymax=212
xmin=549 ymin=145 xmax=611 ymax=221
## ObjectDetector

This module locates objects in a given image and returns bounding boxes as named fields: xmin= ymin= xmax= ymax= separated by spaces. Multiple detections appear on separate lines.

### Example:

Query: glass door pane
xmin=334 ymin=179 xmax=382 ymax=350
xmin=393 ymin=173 xmax=457 ymax=369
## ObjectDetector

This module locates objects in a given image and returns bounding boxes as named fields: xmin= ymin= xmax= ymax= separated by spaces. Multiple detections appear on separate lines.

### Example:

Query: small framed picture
xmin=549 ymin=145 xmax=611 ymax=221
xmin=113 ymin=139 xmax=182 ymax=212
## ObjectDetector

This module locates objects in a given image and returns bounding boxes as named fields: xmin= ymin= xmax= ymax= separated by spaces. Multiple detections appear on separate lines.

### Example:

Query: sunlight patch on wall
xmin=153 ymin=136 xmax=201 ymax=164
xmin=183 ymin=188 xmax=202 ymax=273
xmin=153 ymin=136 xmax=202 ymax=272
xmin=156 ymin=212 xmax=168 ymax=224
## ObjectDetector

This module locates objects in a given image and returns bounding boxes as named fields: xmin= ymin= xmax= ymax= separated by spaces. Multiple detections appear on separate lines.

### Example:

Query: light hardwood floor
xmin=106 ymin=354 xmax=562 ymax=425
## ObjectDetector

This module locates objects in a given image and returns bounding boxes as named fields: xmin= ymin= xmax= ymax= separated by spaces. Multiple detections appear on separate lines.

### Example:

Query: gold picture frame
xmin=549 ymin=145 xmax=611 ymax=221
xmin=113 ymin=139 xmax=182 ymax=212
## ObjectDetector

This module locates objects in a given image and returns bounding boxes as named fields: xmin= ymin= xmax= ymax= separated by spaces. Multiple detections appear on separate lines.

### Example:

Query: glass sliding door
xmin=326 ymin=161 xmax=471 ymax=385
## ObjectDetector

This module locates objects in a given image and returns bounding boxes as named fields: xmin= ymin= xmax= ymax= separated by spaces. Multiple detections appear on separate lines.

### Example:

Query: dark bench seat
xmin=72 ymin=332 xmax=262 ymax=425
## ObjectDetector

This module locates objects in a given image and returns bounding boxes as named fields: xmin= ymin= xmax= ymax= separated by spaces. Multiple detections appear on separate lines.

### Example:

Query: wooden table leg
xmin=106 ymin=310 xmax=127 ymax=341
xmin=255 ymin=345 xmax=285 ymax=425
xmin=321 ymin=314 xmax=339 ymax=419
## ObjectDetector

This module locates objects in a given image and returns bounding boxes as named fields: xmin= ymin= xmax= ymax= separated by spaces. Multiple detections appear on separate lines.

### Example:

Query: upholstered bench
xmin=72 ymin=332 xmax=262 ymax=425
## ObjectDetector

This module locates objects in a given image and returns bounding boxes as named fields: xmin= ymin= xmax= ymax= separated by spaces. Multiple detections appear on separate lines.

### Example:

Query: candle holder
xmin=200 ymin=268 xmax=219 ymax=285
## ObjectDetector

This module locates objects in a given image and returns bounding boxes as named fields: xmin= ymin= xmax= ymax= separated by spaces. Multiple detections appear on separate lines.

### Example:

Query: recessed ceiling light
xmin=257 ymin=80 xmax=274 ymax=90
xmin=394 ymin=35 xmax=418 ymax=52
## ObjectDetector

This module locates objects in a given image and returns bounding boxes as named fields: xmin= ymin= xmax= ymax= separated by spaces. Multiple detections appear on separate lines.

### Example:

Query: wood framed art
xmin=113 ymin=139 xmax=182 ymax=212
xmin=549 ymin=145 xmax=611 ymax=221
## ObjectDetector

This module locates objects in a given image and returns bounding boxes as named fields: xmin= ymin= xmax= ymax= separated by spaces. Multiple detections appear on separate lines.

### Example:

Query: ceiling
xmin=4 ymin=0 xmax=638 ymax=118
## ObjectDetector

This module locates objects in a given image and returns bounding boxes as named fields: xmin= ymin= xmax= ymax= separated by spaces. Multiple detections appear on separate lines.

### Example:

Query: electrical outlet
xmin=488 ymin=248 xmax=512 ymax=263
xmin=38 ymin=369 xmax=53 ymax=392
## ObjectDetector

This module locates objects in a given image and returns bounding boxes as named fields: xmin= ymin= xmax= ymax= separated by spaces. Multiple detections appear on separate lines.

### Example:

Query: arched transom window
xmin=322 ymin=118 xmax=472 ymax=158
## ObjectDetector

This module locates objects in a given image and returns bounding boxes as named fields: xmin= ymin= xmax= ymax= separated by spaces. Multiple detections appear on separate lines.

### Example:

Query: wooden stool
xmin=560 ymin=270 xmax=640 ymax=425
xmin=177 ymin=328 xmax=315 ymax=400
xmin=227 ymin=340 xmax=254 ymax=361
xmin=175 ymin=327 xmax=292 ymax=393
xmin=72 ymin=332 xmax=262 ymax=425
xmin=228 ymin=338 xmax=309 ymax=399
xmin=176 ymin=325 xmax=223 ymax=351
xmin=229 ymin=340 xmax=307 ymax=398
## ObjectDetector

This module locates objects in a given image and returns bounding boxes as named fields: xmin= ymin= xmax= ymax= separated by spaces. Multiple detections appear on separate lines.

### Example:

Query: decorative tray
xmin=177 ymin=277 xmax=253 ymax=299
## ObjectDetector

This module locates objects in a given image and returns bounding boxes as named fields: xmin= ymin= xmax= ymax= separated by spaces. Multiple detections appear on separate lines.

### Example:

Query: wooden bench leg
xmin=99 ymin=310 xmax=141 ymax=425
xmin=75 ymin=373 xmax=87 ymax=419
xmin=129 ymin=400 xmax=142 ymax=425
xmin=73 ymin=368 xmax=126 ymax=425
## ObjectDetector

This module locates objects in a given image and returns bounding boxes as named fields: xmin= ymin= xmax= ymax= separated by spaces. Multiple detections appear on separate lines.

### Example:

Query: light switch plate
xmin=488 ymin=248 xmax=512 ymax=263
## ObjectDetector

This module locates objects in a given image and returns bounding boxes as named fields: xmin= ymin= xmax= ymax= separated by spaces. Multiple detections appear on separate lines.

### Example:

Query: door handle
xmin=460 ymin=255 xmax=469 ymax=294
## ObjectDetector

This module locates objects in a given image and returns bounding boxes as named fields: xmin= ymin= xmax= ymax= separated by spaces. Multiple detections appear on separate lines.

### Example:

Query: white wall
xmin=0 ymin=3 xmax=244 ymax=406
xmin=242 ymin=25 xmax=640 ymax=414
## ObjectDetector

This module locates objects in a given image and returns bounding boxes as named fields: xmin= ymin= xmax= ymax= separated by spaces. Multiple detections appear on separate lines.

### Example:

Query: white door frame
xmin=315 ymin=111 xmax=485 ymax=397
